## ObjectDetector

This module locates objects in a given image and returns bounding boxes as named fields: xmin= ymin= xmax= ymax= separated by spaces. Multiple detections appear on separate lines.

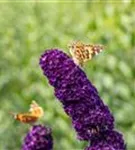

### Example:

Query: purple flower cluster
xmin=85 ymin=130 xmax=126 ymax=150
xmin=85 ymin=144 xmax=115 ymax=150
xmin=39 ymin=49 xmax=126 ymax=149
xmin=22 ymin=125 xmax=53 ymax=150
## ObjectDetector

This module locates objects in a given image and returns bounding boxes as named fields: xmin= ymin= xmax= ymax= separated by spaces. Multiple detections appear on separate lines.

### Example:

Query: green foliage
xmin=0 ymin=1 xmax=134 ymax=150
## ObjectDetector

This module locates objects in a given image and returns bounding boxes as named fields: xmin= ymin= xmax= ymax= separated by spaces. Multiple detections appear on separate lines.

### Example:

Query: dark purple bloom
xmin=63 ymin=99 xmax=114 ymax=140
xmin=71 ymin=106 xmax=114 ymax=140
xmin=40 ymin=49 xmax=114 ymax=139
xmin=39 ymin=49 xmax=125 ymax=149
xmin=22 ymin=125 xmax=53 ymax=150
xmin=86 ymin=130 xmax=126 ymax=150
xmin=85 ymin=144 xmax=115 ymax=150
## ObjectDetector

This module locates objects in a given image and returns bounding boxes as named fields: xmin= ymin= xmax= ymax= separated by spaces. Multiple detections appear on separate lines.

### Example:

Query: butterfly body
xmin=68 ymin=41 xmax=104 ymax=66
xmin=11 ymin=101 xmax=44 ymax=124
xmin=14 ymin=113 xmax=38 ymax=124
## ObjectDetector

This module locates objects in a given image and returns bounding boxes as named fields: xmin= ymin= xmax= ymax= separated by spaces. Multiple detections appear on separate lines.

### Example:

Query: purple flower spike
xmin=40 ymin=49 xmax=114 ymax=138
xmin=22 ymin=125 xmax=53 ymax=150
xmin=90 ymin=130 xmax=126 ymax=150
xmin=72 ymin=106 xmax=114 ymax=140
xmin=39 ymin=49 xmax=126 ymax=149
xmin=85 ymin=144 xmax=115 ymax=150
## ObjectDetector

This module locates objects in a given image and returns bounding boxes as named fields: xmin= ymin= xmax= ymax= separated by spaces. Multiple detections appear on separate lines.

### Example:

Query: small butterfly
xmin=10 ymin=101 xmax=44 ymax=124
xmin=68 ymin=41 xmax=104 ymax=66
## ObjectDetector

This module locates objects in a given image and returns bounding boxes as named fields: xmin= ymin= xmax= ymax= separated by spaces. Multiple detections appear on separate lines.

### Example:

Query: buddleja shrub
xmin=38 ymin=49 xmax=126 ymax=150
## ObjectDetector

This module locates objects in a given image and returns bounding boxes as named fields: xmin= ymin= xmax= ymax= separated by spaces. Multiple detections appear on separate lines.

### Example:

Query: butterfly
xmin=68 ymin=41 xmax=104 ymax=66
xmin=10 ymin=101 xmax=44 ymax=124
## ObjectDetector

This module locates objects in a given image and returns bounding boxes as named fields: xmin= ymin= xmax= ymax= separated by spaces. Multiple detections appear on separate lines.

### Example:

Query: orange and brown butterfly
xmin=10 ymin=101 xmax=44 ymax=124
xmin=68 ymin=41 xmax=104 ymax=66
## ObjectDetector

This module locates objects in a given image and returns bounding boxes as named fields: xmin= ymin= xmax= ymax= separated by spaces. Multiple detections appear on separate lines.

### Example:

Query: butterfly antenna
xmin=9 ymin=112 xmax=15 ymax=115
xmin=9 ymin=112 xmax=17 ymax=119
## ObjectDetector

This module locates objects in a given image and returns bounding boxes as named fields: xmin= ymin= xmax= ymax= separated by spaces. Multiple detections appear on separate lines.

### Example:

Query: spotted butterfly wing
xmin=68 ymin=41 xmax=104 ymax=66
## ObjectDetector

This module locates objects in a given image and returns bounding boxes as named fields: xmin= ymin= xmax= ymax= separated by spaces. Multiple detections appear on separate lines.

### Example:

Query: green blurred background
xmin=0 ymin=1 xmax=134 ymax=150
